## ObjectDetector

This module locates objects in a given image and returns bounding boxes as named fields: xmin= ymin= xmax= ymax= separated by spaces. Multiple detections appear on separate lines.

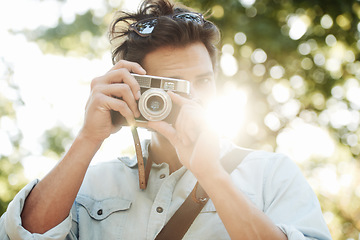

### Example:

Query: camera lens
xmin=138 ymin=88 xmax=172 ymax=121
xmin=146 ymin=96 xmax=164 ymax=112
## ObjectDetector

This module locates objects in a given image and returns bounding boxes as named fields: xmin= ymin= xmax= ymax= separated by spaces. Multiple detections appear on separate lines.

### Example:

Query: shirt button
xmin=156 ymin=207 xmax=163 ymax=213
xmin=97 ymin=209 xmax=103 ymax=215
xmin=159 ymin=174 xmax=166 ymax=179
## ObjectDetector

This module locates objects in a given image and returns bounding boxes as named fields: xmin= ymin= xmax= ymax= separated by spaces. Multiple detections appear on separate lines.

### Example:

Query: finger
xmin=104 ymin=95 xmax=136 ymax=126
xmin=109 ymin=60 xmax=146 ymax=75
xmin=175 ymin=105 xmax=200 ymax=144
xmin=191 ymin=130 xmax=221 ymax=167
xmin=103 ymin=69 xmax=142 ymax=100
xmin=174 ymin=105 xmax=190 ymax=144
xmin=100 ymin=84 xmax=140 ymax=118
xmin=147 ymin=121 xmax=179 ymax=147
xmin=167 ymin=91 xmax=193 ymax=107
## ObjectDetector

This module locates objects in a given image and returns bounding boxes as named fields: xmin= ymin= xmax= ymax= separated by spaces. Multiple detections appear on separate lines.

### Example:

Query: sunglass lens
xmin=136 ymin=19 xmax=158 ymax=35
xmin=174 ymin=13 xmax=202 ymax=24
xmin=131 ymin=13 xmax=203 ymax=37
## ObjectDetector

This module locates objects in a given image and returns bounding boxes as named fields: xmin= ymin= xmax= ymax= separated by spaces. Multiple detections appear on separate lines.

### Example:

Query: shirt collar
xmin=118 ymin=139 xmax=151 ymax=168
xmin=118 ymin=138 xmax=235 ymax=168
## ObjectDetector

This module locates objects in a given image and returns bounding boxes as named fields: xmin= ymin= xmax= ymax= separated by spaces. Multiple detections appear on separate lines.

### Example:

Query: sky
xmin=0 ymin=0 xmax=337 ymax=181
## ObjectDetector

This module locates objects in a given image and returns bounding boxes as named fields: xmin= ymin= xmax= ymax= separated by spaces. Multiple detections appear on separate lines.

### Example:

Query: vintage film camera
xmin=111 ymin=74 xmax=191 ymax=125
xmin=132 ymin=73 xmax=191 ymax=123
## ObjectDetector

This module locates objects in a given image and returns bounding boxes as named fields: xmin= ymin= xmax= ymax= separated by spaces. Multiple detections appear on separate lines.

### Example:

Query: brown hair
xmin=109 ymin=0 xmax=220 ymax=69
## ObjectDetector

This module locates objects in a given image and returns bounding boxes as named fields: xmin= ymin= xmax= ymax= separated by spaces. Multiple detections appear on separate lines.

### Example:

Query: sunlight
xmin=234 ymin=32 xmax=247 ymax=45
xmin=0 ymin=1 xmax=358 ymax=238
xmin=269 ymin=65 xmax=285 ymax=79
xmin=0 ymin=130 xmax=13 ymax=157
xmin=220 ymin=54 xmax=238 ymax=77
xmin=287 ymin=15 xmax=310 ymax=40
xmin=0 ymin=117 xmax=18 ymax=157
xmin=0 ymin=0 xmax=60 ymax=31
xmin=91 ymin=127 xmax=151 ymax=165
xmin=239 ymin=0 xmax=256 ymax=8
xmin=22 ymin=155 xmax=58 ymax=180
xmin=345 ymin=78 xmax=360 ymax=103
xmin=312 ymin=164 xmax=340 ymax=195
xmin=251 ymin=48 xmax=267 ymax=64
xmin=272 ymin=83 xmax=291 ymax=103
xmin=0 ymin=0 xmax=139 ymax=180
xmin=320 ymin=14 xmax=333 ymax=29
xmin=206 ymin=86 xmax=248 ymax=139
xmin=276 ymin=118 xmax=335 ymax=163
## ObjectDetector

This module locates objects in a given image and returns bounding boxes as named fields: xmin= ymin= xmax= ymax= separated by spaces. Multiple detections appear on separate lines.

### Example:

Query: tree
xmin=0 ymin=58 xmax=27 ymax=214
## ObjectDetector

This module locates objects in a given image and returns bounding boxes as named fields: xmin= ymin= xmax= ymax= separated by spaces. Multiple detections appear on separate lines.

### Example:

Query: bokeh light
xmin=1 ymin=0 xmax=360 ymax=238
xmin=287 ymin=14 xmax=311 ymax=40
xmin=276 ymin=118 xmax=335 ymax=163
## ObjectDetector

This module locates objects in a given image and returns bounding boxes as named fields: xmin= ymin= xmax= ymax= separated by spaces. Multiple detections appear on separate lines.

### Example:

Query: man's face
xmin=142 ymin=42 xmax=216 ymax=104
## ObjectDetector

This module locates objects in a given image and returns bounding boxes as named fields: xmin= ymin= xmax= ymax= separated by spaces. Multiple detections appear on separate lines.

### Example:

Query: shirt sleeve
xmin=0 ymin=179 xmax=75 ymax=240
xmin=262 ymin=153 xmax=332 ymax=240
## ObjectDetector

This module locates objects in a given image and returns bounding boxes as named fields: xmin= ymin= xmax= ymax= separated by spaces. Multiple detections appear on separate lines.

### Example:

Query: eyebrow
xmin=195 ymin=71 xmax=214 ymax=79
xmin=169 ymin=71 xmax=214 ymax=80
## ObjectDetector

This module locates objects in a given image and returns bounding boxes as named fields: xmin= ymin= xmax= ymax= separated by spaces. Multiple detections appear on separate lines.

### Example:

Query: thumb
xmin=190 ymin=130 xmax=221 ymax=170
xmin=147 ymin=121 xmax=179 ymax=147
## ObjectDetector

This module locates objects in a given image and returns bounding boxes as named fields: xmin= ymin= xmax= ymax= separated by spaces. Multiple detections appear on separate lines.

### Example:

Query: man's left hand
xmin=148 ymin=91 xmax=222 ymax=178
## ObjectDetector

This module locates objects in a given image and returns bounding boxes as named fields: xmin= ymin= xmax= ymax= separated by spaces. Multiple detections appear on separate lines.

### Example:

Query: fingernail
xmin=136 ymin=91 xmax=141 ymax=99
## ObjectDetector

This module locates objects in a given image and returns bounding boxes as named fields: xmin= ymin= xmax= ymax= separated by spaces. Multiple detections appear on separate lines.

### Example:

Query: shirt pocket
xmin=75 ymin=195 xmax=132 ymax=239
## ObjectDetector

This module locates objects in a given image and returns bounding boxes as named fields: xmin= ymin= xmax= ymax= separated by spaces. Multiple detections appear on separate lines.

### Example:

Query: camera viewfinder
xmin=150 ymin=78 xmax=161 ymax=88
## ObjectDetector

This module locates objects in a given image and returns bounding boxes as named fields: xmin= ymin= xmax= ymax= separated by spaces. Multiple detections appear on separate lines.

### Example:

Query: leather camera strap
xmin=155 ymin=147 xmax=250 ymax=240
xmin=131 ymin=126 xmax=249 ymax=238
xmin=131 ymin=126 xmax=147 ymax=189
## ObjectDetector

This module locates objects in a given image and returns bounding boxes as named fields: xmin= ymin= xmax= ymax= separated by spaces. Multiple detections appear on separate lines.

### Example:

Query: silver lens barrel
xmin=138 ymin=88 xmax=172 ymax=121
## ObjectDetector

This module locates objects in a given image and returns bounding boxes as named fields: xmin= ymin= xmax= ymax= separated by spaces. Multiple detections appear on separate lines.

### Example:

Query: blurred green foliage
xmin=0 ymin=59 xmax=27 ymax=214
xmin=1 ymin=0 xmax=359 ymax=239
xmin=42 ymin=126 xmax=73 ymax=157
xmin=21 ymin=9 xmax=112 ymax=58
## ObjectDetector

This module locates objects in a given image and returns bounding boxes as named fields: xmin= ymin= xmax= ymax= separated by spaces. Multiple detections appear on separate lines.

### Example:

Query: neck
xmin=149 ymin=132 xmax=182 ymax=173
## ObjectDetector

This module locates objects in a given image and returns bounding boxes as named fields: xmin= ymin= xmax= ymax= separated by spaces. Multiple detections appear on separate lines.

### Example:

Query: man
xmin=0 ymin=0 xmax=331 ymax=239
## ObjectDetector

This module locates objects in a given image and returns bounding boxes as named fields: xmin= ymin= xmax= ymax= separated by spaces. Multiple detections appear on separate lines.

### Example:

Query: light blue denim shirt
xmin=0 ymin=141 xmax=332 ymax=239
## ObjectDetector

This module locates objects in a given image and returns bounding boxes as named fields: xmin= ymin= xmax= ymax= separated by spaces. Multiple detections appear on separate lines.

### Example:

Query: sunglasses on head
xmin=129 ymin=12 xmax=204 ymax=37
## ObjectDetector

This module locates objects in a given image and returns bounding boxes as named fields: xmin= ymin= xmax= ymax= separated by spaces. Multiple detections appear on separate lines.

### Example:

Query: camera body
xmin=132 ymin=73 xmax=191 ymax=123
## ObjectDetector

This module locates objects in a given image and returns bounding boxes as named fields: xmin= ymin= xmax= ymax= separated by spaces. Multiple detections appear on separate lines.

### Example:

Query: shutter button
xmin=97 ymin=209 xmax=103 ymax=215
xmin=156 ymin=207 xmax=163 ymax=213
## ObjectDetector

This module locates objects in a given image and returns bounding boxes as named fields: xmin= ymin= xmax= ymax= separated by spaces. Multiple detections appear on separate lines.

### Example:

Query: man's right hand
xmin=79 ymin=60 xmax=146 ymax=144
xmin=20 ymin=60 xmax=146 ymax=234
